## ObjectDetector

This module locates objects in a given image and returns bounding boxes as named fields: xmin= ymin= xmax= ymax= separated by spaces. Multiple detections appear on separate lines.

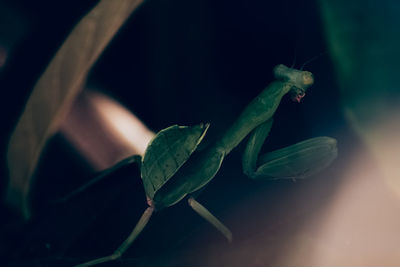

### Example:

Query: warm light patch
xmin=345 ymin=107 xmax=400 ymax=199
xmin=88 ymin=91 xmax=154 ymax=156
xmin=61 ymin=90 xmax=154 ymax=170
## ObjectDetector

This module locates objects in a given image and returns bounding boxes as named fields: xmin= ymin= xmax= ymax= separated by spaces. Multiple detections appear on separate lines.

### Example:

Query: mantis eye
xmin=302 ymin=72 xmax=314 ymax=86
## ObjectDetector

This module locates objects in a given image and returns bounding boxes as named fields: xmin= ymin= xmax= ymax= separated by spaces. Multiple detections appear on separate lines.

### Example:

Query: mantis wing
xmin=141 ymin=124 xmax=209 ymax=199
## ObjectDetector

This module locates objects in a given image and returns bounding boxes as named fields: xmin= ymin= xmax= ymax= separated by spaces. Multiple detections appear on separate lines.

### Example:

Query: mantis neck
xmin=215 ymin=81 xmax=291 ymax=155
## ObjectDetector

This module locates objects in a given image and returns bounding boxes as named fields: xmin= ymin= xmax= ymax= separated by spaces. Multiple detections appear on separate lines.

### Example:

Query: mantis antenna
xmin=290 ymin=44 xmax=298 ymax=69
xmin=299 ymin=51 xmax=328 ymax=70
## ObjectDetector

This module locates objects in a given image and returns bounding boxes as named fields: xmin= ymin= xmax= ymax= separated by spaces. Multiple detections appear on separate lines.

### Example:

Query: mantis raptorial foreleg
xmin=242 ymin=120 xmax=337 ymax=180
xmin=242 ymin=119 xmax=274 ymax=179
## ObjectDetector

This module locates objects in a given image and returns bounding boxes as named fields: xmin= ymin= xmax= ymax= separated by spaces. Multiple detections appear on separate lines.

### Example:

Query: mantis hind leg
xmin=242 ymin=119 xmax=338 ymax=180
xmin=57 ymin=155 xmax=142 ymax=203
xmin=75 ymin=206 xmax=154 ymax=267
xmin=188 ymin=197 xmax=232 ymax=242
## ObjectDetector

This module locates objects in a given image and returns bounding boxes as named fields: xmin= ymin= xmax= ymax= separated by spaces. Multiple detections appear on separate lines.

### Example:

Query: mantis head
xmin=273 ymin=64 xmax=314 ymax=103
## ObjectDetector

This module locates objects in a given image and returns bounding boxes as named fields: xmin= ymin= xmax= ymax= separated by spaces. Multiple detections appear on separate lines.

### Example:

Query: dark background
xmin=0 ymin=0 xmax=347 ymax=266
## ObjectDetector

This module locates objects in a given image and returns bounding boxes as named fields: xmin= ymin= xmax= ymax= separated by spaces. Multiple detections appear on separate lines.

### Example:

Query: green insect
xmin=75 ymin=64 xmax=337 ymax=266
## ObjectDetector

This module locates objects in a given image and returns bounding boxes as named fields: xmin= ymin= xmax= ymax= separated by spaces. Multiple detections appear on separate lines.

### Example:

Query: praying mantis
xmin=74 ymin=64 xmax=338 ymax=266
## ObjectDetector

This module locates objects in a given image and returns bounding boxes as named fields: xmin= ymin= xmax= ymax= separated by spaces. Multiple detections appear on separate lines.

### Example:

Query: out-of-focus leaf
xmin=6 ymin=0 xmax=144 ymax=219
xmin=319 ymin=0 xmax=400 ymax=195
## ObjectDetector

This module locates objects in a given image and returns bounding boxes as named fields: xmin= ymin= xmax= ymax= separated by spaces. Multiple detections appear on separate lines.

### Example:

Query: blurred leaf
xmin=319 ymin=0 xmax=400 ymax=194
xmin=6 ymin=0 xmax=144 ymax=219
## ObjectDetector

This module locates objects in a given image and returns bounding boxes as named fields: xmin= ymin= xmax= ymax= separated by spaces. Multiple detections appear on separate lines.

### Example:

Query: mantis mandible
xmin=75 ymin=64 xmax=337 ymax=266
